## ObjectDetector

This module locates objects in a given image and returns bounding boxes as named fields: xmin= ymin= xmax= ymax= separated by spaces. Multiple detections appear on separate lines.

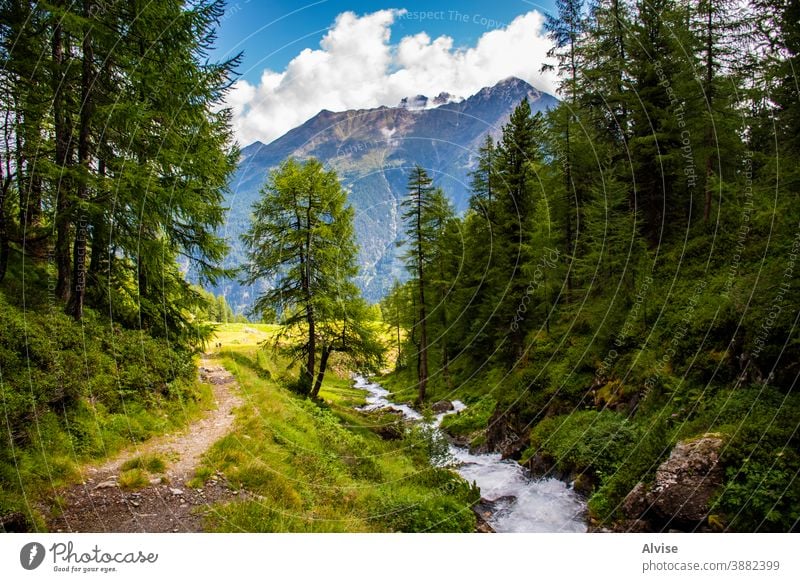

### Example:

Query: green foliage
xmin=198 ymin=342 xmax=476 ymax=532
xmin=701 ymin=388 xmax=800 ymax=531
xmin=0 ymin=285 xmax=210 ymax=529
xmin=0 ymin=0 xmax=237 ymax=335
xmin=440 ymin=397 xmax=496 ymax=438
xmin=241 ymin=158 xmax=381 ymax=396
xmin=375 ymin=0 xmax=800 ymax=533
xmin=367 ymin=470 xmax=478 ymax=533
xmin=524 ymin=411 xmax=643 ymax=476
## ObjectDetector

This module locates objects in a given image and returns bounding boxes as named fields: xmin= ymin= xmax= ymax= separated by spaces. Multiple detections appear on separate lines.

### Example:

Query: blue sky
xmin=215 ymin=1 xmax=559 ymax=145
xmin=214 ymin=0 xmax=557 ymax=81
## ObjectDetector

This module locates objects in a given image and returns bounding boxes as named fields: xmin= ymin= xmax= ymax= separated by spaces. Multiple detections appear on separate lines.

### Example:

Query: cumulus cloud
xmin=228 ymin=9 xmax=556 ymax=146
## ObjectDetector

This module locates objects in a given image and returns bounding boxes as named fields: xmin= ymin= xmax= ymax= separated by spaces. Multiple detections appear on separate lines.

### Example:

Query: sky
xmin=212 ymin=1 xmax=559 ymax=146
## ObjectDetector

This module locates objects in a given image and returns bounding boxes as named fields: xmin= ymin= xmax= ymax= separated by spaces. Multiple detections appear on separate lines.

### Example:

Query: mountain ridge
xmin=218 ymin=77 xmax=559 ymax=309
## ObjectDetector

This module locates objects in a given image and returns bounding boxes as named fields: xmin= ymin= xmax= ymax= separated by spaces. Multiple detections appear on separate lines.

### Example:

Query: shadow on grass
xmin=224 ymin=349 xmax=272 ymax=379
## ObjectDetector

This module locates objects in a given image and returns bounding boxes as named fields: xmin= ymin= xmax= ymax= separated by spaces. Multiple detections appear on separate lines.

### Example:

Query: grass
xmin=121 ymin=454 xmax=167 ymax=474
xmin=118 ymin=468 xmax=150 ymax=490
xmin=194 ymin=325 xmax=478 ymax=532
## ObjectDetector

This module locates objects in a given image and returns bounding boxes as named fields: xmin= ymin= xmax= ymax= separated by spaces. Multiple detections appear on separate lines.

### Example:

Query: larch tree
xmin=242 ymin=158 xmax=375 ymax=397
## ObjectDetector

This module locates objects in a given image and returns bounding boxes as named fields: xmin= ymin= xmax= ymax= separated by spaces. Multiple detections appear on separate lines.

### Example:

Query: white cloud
xmin=228 ymin=9 xmax=556 ymax=146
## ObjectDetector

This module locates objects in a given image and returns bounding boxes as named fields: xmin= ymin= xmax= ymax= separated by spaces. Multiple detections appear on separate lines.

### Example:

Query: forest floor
xmin=45 ymin=354 xmax=244 ymax=532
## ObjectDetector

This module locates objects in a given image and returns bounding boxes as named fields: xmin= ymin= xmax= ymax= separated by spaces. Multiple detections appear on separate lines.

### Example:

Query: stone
xmin=620 ymin=518 xmax=652 ymax=533
xmin=621 ymin=482 xmax=650 ymax=519
xmin=646 ymin=434 xmax=724 ymax=524
xmin=484 ymin=408 xmax=527 ymax=459
xmin=373 ymin=423 xmax=403 ymax=440
xmin=431 ymin=400 xmax=454 ymax=413
xmin=94 ymin=479 xmax=117 ymax=490
xmin=169 ymin=488 xmax=184 ymax=496
xmin=0 ymin=511 xmax=29 ymax=532
xmin=572 ymin=473 xmax=596 ymax=496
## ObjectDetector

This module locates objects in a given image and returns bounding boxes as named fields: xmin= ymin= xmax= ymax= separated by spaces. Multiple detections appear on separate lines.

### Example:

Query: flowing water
xmin=354 ymin=375 xmax=587 ymax=533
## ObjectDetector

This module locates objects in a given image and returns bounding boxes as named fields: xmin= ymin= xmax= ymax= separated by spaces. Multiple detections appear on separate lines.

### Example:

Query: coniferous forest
xmin=0 ymin=0 xmax=798 ymax=535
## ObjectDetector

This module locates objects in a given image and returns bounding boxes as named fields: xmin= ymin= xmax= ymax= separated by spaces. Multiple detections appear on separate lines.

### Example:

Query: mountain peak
xmin=479 ymin=76 xmax=536 ymax=94
xmin=398 ymin=91 xmax=464 ymax=110
xmin=497 ymin=76 xmax=530 ymax=86
xmin=240 ymin=140 xmax=266 ymax=158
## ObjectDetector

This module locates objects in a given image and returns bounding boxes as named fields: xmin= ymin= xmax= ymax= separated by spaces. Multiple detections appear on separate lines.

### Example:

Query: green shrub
xmin=523 ymin=410 xmax=643 ymax=476
xmin=440 ymin=397 xmax=495 ymax=437
xmin=0 ymin=288 xmax=207 ymax=527
xmin=367 ymin=476 xmax=477 ymax=533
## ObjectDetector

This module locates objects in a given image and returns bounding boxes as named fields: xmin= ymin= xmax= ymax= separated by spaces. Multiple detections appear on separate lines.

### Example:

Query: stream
xmin=354 ymin=376 xmax=588 ymax=533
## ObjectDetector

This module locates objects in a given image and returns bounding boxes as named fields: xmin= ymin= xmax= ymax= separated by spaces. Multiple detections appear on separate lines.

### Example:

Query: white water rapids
xmin=354 ymin=376 xmax=587 ymax=533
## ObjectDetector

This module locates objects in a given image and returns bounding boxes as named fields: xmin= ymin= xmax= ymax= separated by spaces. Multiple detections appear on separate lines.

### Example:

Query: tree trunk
xmin=703 ymin=4 xmax=715 ymax=224
xmin=87 ymin=158 xmax=108 ymax=305
xmin=0 ymin=175 xmax=10 ymax=283
xmin=305 ymin=302 xmax=316 ymax=393
xmin=52 ymin=12 xmax=72 ymax=302
xmin=564 ymin=118 xmax=573 ymax=300
xmin=19 ymin=176 xmax=45 ymax=258
xmin=439 ymin=259 xmax=450 ymax=387
xmin=395 ymin=302 xmax=402 ymax=371
xmin=310 ymin=345 xmax=331 ymax=399
xmin=416 ymin=183 xmax=428 ymax=404
xmin=68 ymin=2 xmax=94 ymax=320
xmin=303 ymin=199 xmax=316 ymax=394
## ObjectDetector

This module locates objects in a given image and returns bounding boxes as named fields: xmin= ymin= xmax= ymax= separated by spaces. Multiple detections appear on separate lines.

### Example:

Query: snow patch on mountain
xmin=398 ymin=91 xmax=464 ymax=110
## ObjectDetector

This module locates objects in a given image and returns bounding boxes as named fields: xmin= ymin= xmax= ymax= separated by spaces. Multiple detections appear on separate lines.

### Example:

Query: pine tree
xmin=425 ymin=188 xmax=458 ymax=387
xmin=626 ymin=0 xmax=686 ymax=240
xmin=0 ymin=0 xmax=238 ymax=336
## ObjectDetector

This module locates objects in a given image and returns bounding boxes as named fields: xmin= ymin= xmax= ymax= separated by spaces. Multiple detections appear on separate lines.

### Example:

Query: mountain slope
xmin=218 ymin=77 xmax=558 ymax=308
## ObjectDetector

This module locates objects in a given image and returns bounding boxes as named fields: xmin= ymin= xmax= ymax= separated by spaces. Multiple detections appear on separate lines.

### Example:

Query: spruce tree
xmin=493 ymin=99 xmax=543 ymax=360
xmin=400 ymin=166 xmax=437 ymax=403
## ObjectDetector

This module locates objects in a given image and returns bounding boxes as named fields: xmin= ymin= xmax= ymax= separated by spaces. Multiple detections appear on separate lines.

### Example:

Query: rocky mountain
xmin=216 ymin=77 xmax=558 ymax=310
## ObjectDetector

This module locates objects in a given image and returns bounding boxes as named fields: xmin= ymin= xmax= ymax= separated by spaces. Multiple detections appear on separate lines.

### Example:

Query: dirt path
xmin=47 ymin=356 xmax=244 ymax=532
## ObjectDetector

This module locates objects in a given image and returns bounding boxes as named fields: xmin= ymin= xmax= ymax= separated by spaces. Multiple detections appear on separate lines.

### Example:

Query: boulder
xmin=621 ymin=481 xmax=650 ymax=519
xmin=525 ymin=452 xmax=556 ymax=477
xmin=618 ymin=434 xmax=725 ymax=530
xmin=572 ymin=473 xmax=596 ymax=496
xmin=647 ymin=434 xmax=724 ymax=523
xmin=485 ymin=408 xmax=528 ymax=459
xmin=0 ymin=511 xmax=29 ymax=532
xmin=373 ymin=422 xmax=403 ymax=440
xmin=619 ymin=519 xmax=653 ymax=533
xmin=431 ymin=400 xmax=454 ymax=413
xmin=471 ymin=495 xmax=516 ymax=532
